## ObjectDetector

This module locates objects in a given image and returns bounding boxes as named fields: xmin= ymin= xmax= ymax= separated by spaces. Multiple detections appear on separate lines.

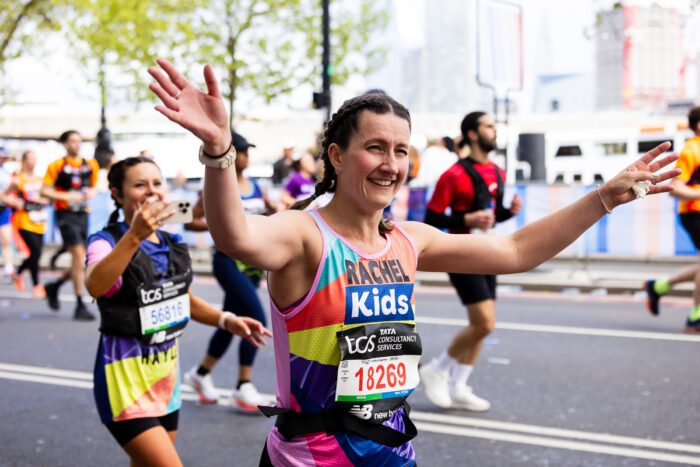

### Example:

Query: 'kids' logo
xmin=345 ymin=283 xmax=414 ymax=324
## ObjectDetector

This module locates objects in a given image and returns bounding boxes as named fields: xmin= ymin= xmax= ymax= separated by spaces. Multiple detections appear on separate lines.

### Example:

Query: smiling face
xmin=113 ymin=162 xmax=165 ymax=221
xmin=329 ymin=111 xmax=411 ymax=213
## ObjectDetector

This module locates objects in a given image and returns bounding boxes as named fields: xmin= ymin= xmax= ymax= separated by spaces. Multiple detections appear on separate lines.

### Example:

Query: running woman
xmin=148 ymin=58 xmax=678 ymax=466
xmin=279 ymin=153 xmax=317 ymax=208
xmin=7 ymin=150 xmax=50 ymax=297
xmin=85 ymin=156 xmax=271 ymax=466
xmin=184 ymin=131 xmax=277 ymax=410
xmin=420 ymin=111 xmax=522 ymax=411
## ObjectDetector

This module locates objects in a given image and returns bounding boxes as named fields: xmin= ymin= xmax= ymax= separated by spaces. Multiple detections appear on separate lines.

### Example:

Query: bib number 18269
xmin=355 ymin=362 xmax=407 ymax=392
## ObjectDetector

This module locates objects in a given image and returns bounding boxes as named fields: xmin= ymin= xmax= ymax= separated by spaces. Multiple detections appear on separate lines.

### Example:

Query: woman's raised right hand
xmin=148 ymin=58 xmax=232 ymax=155
xmin=128 ymin=197 xmax=174 ymax=241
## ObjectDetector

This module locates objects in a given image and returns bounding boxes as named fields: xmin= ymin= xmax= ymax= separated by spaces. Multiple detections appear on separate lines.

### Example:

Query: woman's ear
xmin=327 ymin=143 xmax=343 ymax=175
xmin=111 ymin=187 xmax=123 ymax=205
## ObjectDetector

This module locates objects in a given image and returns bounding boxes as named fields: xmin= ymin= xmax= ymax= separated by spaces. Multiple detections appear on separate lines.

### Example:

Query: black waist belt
xmin=259 ymin=402 xmax=417 ymax=447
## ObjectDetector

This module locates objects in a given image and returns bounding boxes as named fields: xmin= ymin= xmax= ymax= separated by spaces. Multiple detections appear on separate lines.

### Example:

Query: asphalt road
xmin=1 ymin=274 xmax=699 ymax=467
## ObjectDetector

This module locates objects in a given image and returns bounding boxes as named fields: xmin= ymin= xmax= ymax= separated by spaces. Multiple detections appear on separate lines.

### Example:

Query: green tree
xmin=0 ymin=0 xmax=63 ymax=104
xmin=0 ymin=0 xmax=60 ymax=68
xmin=185 ymin=0 xmax=389 ymax=126
xmin=63 ymin=0 xmax=197 ymax=119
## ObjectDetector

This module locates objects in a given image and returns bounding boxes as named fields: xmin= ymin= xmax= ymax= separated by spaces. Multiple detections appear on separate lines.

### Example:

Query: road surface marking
xmin=1 ymin=362 xmax=699 ymax=464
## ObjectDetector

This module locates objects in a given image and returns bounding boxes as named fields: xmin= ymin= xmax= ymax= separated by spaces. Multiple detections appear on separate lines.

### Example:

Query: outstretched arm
xmin=148 ymin=59 xmax=305 ymax=271
xmin=409 ymin=143 xmax=680 ymax=275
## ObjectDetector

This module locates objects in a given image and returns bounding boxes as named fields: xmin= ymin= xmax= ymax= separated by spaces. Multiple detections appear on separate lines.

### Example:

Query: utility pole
xmin=313 ymin=0 xmax=332 ymax=122
xmin=94 ymin=60 xmax=114 ymax=168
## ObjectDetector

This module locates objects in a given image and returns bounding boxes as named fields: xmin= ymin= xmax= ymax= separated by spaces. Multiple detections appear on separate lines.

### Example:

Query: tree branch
xmin=0 ymin=0 xmax=43 ymax=63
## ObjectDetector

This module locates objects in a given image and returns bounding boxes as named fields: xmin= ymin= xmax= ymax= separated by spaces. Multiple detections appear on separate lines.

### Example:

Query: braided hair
xmin=291 ymin=93 xmax=411 ymax=235
xmin=106 ymin=156 xmax=160 ymax=225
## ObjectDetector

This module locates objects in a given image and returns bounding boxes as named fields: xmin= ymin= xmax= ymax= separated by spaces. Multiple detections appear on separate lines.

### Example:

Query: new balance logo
xmin=349 ymin=404 xmax=373 ymax=420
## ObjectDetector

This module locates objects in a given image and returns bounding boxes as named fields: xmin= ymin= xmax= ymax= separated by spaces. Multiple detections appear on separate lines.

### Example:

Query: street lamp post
xmin=313 ymin=0 xmax=332 ymax=122
xmin=94 ymin=104 xmax=113 ymax=168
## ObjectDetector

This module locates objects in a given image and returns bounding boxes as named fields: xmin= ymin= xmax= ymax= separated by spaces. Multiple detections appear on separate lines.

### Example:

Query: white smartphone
xmin=162 ymin=200 xmax=193 ymax=225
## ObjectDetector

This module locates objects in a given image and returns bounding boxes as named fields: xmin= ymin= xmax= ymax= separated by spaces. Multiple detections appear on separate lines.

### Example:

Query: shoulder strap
xmin=457 ymin=158 xmax=490 ymax=211
xmin=103 ymin=223 xmax=125 ymax=243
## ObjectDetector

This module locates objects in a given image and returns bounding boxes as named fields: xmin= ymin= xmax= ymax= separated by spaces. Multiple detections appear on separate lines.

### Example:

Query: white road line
xmin=0 ymin=370 xmax=93 ymax=389
xmin=1 ymin=364 xmax=699 ymax=463
xmin=414 ymin=422 xmax=700 ymax=466
xmin=4 ymin=289 xmax=697 ymax=342
xmin=410 ymin=411 xmax=700 ymax=454
xmin=418 ymin=316 xmax=700 ymax=342
xmin=0 ymin=362 xmax=93 ymax=380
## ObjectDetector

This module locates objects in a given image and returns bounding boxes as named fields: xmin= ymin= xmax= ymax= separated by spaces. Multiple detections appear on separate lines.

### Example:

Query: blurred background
xmin=2 ymin=0 xmax=700 ymax=255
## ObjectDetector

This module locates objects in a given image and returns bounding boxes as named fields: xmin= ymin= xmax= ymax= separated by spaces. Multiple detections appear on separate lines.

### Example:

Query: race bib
xmin=336 ymin=323 xmax=421 ymax=424
xmin=28 ymin=210 xmax=49 ymax=223
xmin=137 ymin=277 xmax=190 ymax=343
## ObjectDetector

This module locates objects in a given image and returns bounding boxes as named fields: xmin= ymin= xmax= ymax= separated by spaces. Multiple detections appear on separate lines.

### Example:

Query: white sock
xmin=449 ymin=363 xmax=474 ymax=389
xmin=4 ymin=263 xmax=13 ymax=275
xmin=433 ymin=351 xmax=456 ymax=372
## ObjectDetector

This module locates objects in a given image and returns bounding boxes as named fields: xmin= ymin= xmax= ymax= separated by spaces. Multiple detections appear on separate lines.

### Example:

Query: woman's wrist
xmin=122 ymin=229 xmax=144 ymax=247
xmin=596 ymin=184 xmax=616 ymax=213
xmin=202 ymin=134 xmax=232 ymax=157
xmin=218 ymin=311 xmax=236 ymax=330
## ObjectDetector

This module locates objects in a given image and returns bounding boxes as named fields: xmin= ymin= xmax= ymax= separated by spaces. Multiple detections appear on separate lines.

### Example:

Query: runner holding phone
xmin=85 ymin=155 xmax=271 ymax=466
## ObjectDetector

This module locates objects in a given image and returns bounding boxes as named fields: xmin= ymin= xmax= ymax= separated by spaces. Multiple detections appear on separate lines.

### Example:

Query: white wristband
xmin=218 ymin=311 xmax=236 ymax=330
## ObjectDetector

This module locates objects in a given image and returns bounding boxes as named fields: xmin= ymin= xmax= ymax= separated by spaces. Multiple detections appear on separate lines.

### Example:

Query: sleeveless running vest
xmin=266 ymin=209 xmax=419 ymax=467
xmin=96 ymin=224 xmax=192 ymax=344
xmin=241 ymin=178 xmax=266 ymax=215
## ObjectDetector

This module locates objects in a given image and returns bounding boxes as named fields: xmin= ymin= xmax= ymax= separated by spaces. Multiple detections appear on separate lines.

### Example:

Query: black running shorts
xmin=105 ymin=411 xmax=179 ymax=446
xmin=448 ymin=273 xmax=497 ymax=305
xmin=55 ymin=211 xmax=88 ymax=246
xmin=681 ymin=212 xmax=700 ymax=251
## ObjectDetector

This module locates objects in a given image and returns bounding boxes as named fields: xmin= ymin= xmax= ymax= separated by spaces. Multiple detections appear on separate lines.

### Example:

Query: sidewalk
xmin=38 ymin=246 xmax=698 ymax=297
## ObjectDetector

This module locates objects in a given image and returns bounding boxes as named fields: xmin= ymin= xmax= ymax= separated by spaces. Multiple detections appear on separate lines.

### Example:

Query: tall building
xmin=596 ymin=4 xmax=684 ymax=110
xmin=422 ymin=0 xmax=472 ymax=112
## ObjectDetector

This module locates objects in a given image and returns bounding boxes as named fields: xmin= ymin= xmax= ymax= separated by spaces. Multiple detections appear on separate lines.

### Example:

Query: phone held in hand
xmin=162 ymin=201 xmax=193 ymax=225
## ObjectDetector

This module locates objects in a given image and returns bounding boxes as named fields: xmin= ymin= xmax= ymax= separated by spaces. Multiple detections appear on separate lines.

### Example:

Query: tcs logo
xmin=140 ymin=288 xmax=163 ymax=304
xmin=344 ymin=334 xmax=376 ymax=355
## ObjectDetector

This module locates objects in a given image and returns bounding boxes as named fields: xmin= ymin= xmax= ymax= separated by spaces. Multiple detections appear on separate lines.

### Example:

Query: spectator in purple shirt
xmin=280 ymin=153 xmax=317 ymax=208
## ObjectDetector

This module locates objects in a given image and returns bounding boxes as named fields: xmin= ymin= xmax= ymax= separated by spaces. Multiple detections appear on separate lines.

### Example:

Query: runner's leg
xmin=123 ymin=426 xmax=182 ymax=467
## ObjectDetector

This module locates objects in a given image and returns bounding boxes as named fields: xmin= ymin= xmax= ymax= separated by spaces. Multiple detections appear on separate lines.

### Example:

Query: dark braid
xmin=106 ymin=156 xmax=159 ymax=226
xmin=291 ymin=93 xmax=411 ymax=235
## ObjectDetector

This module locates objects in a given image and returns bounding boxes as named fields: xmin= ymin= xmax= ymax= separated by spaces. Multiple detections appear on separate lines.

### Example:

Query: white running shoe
xmin=449 ymin=384 xmax=491 ymax=412
xmin=184 ymin=366 xmax=219 ymax=404
xmin=232 ymin=382 xmax=275 ymax=413
xmin=419 ymin=361 xmax=452 ymax=409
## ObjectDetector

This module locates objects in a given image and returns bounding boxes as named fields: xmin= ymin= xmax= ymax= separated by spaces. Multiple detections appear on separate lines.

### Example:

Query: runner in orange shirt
xmin=41 ymin=130 xmax=99 ymax=320
xmin=645 ymin=106 xmax=700 ymax=333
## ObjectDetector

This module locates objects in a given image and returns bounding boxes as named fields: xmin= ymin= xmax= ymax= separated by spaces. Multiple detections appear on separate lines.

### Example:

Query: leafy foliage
xmin=181 ymin=0 xmax=389 ymax=124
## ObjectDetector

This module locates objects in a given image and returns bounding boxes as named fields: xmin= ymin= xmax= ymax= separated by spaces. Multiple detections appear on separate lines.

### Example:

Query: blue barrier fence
xmin=50 ymin=186 xmax=695 ymax=257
